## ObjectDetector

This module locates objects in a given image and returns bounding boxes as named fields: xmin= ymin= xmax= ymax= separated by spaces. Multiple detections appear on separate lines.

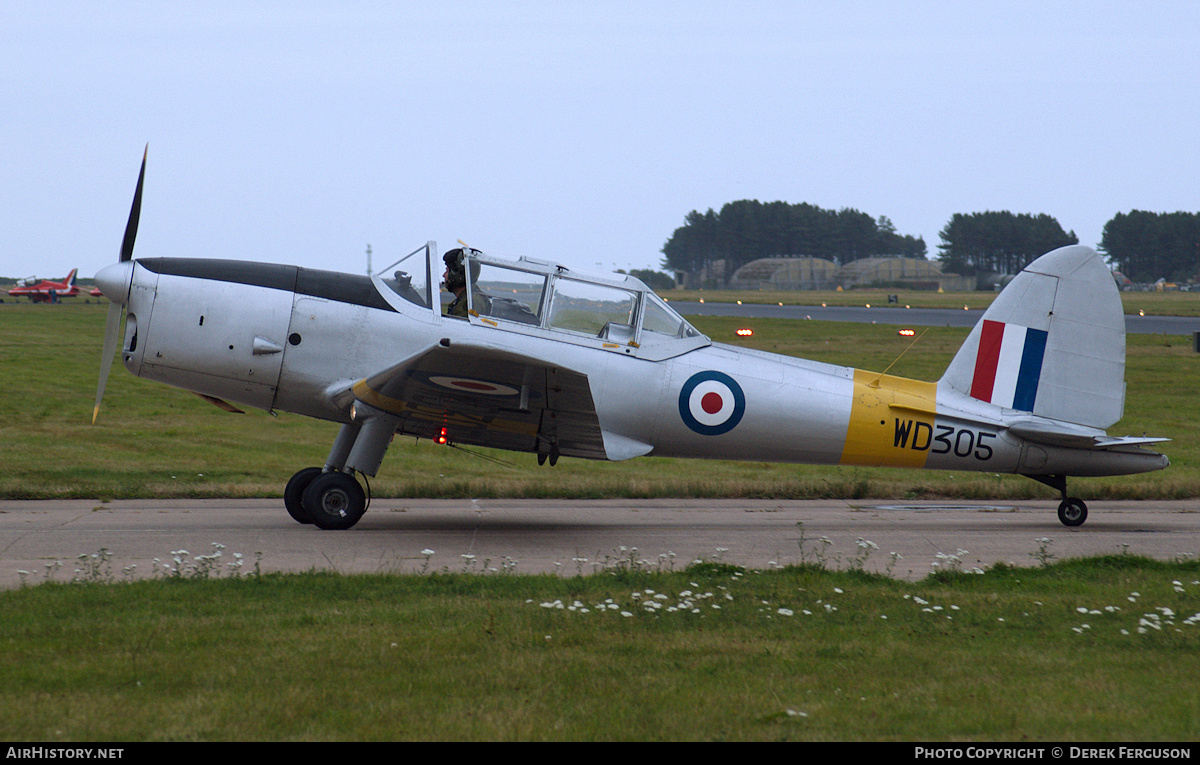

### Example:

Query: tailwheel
xmin=1057 ymin=498 xmax=1088 ymax=527
xmin=284 ymin=467 xmax=323 ymax=524
xmin=302 ymin=471 xmax=367 ymax=530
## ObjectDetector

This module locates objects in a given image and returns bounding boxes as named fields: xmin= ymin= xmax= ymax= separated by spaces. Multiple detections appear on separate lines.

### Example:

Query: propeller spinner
xmin=92 ymin=146 xmax=146 ymax=424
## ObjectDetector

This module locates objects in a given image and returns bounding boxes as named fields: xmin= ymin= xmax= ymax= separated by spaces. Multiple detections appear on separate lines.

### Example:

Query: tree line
xmin=660 ymin=200 xmax=926 ymax=279
xmin=935 ymin=212 xmax=1078 ymax=276
xmin=663 ymin=202 xmax=1200 ymax=284
xmin=1100 ymin=211 xmax=1200 ymax=283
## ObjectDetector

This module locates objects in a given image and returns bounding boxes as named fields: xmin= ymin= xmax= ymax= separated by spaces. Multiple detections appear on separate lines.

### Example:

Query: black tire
xmin=1058 ymin=498 xmax=1088 ymax=527
xmin=284 ymin=467 xmax=323 ymax=524
xmin=302 ymin=472 xmax=367 ymax=530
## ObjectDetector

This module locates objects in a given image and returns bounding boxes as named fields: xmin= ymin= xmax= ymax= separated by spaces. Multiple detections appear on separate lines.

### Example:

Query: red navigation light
xmin=736 ymin=328 xmax=754 ymax=337
xmin=898 ymin=328 xmax=916 ymax=336
xmin=436 ymin=426 xmax=449 ymax=445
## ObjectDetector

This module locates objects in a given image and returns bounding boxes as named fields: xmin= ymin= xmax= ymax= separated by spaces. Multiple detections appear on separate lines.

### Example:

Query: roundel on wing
xmin=678 ymin=371 xmax=745 ymax=435
xmin=427 ymin=375 xmax=520 ymax=396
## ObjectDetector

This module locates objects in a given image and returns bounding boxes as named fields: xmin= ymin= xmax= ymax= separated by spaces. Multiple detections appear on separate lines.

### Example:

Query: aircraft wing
xmin=343 ymin=340 xmax=610 ymax=460
xmin=1007 ymin=419 xmax=1170 ymax=451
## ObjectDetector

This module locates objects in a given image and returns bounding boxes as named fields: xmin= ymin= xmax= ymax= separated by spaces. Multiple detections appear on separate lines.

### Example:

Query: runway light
xmin=736 ymin=328 xmax=754 ymax=337
xmin=699 ymin=298 xmax=704 ymax=303
xmin=436 ymin=426 xmax=449 ymax=445
xmin=736 ymin=300 xmax=742 ymax=305
xmin=1139 ymin=309 xmax=1145 ymax=316
xmin=963 ymin=304 xmax=969 ymax=310
xmin=898 ymin=328 xmax=916 ymax=336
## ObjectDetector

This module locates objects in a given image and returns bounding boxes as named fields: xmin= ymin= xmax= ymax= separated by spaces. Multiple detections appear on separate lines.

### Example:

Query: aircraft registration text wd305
xmin=92 ymin=153 xmax=1168 ymax=529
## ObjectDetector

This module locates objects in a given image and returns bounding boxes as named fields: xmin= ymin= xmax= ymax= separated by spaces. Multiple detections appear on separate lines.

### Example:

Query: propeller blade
xmin=92 ymin=300 xmax=123 ymax=424
xmin=119 ymin=145 xmax=147 ymax=263
xmin=94 ymin=147 xmax=146 ymax=424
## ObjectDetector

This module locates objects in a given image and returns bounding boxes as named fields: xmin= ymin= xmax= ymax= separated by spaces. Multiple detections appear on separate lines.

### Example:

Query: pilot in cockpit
xmin=442 ymin=248 xmax=489 ymax=318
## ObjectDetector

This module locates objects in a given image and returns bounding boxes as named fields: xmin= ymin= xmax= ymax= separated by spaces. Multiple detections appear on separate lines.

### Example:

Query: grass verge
xmin=2 ymin=555 xmax=1198 ymax=741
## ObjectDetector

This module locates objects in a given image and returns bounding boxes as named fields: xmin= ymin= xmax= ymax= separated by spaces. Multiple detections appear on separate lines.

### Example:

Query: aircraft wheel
xmin=284 ymin=467 xmax=323 ymax=524
xmin=303 ymin=472 xmax=366 ymax=530
xmin=1058 ymin=498 xmax=1088 ymax=527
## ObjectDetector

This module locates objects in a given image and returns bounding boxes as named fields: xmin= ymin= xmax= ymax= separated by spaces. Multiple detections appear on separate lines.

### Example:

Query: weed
xmin=73 ymin=548 xmax=114 ymax=584
xmin=931 ymin=548 xmax=970 ymax=574
xmin=1030 ymin=537 xmax=1057 ymax=567
xmin=795 ymin=521 xmax=834 ymax=568
xmin=849 ymin=537 xmax=878 ymax=571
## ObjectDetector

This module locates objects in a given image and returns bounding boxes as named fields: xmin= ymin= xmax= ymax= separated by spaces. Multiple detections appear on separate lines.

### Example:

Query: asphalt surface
xmin=2 ymin=498 xmax=1198 ymax=586
xmin=673 ymin=301 xmax=1200 ymax=336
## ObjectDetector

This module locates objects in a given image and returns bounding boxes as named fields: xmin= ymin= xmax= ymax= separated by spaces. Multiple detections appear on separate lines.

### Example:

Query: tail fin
xmin=940 ymin=245 xmax=1125 ymax=428
xmin=65 ymin=268 xmax=78 ymax=286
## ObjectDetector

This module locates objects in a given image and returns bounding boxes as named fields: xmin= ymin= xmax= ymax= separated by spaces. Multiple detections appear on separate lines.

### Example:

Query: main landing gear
xmin=284 ymin=467 xmax=367 ymax=530
xmin=1028 ymin=475 xmax=1088 ymax=527
xmin=284 ymin=409 xmax=399 ymax=530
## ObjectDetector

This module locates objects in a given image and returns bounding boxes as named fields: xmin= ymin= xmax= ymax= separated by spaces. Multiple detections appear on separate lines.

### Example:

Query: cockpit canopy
xmin=375 ymin=242 xmax=707 ymax=359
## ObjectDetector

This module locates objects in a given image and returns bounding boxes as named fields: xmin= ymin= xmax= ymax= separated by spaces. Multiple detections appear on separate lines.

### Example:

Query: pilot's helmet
xmin=443 ymin=248 xmax=482 ymax=291
xmin=443 ymin=249 xmax=467 ymax=291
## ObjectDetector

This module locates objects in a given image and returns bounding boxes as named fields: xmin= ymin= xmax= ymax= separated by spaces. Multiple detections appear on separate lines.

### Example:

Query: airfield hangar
xmin=726 ymin=256 xmax=974 ymax=292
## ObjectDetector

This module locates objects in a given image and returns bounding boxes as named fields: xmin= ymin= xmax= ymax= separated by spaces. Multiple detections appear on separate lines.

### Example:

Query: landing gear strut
xmin=1028 ymin=474 xmax=1089 ymax=527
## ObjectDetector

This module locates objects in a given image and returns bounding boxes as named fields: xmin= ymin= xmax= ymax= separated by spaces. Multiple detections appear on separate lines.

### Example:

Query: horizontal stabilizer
xmin=1007 ymin=419 xmax=1169 ymax=450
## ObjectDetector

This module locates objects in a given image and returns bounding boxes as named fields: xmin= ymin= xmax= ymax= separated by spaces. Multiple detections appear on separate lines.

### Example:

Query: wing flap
xmin=346 ymin=341 xmax=609 ymax=459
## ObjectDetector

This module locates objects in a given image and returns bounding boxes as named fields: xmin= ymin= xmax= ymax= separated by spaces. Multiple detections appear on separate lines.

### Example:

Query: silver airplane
xmin=92 ymin=153 xmax=1169 ymax=529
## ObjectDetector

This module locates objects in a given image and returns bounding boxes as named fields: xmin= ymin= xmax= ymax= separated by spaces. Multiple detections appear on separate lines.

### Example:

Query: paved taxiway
xmin=1 ymin=498 xmax=1197 ymax=586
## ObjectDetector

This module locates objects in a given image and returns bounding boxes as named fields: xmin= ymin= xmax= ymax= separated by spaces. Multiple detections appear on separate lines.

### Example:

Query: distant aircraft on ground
xmin=8 ymin=269 xmax=80 ymax=303
xmin=91 ymin=151 xmax=1169 ymax=529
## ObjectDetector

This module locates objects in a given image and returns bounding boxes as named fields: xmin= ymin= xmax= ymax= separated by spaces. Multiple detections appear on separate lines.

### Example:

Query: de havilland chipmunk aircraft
xmin=92 ymin=152 xmax=1169 ymax=530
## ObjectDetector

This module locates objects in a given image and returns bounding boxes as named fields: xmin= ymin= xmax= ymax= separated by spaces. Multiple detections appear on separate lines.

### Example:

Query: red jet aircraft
xmin=7 ymin=269 xmax=81 ymax=303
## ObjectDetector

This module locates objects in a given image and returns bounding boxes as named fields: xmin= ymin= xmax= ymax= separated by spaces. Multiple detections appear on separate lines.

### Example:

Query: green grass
xmin=663 ymin=287 xmax=1200 ymax=316
xmin=2 ymin=557 xmax=1198 ymax=741
xmin=1 ymin=301 xmax=1196 ymax=500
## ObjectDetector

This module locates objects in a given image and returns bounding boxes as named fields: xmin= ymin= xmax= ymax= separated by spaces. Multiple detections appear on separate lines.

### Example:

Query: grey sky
xmin=4 ymin=1 xmax=1198 ymax=280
